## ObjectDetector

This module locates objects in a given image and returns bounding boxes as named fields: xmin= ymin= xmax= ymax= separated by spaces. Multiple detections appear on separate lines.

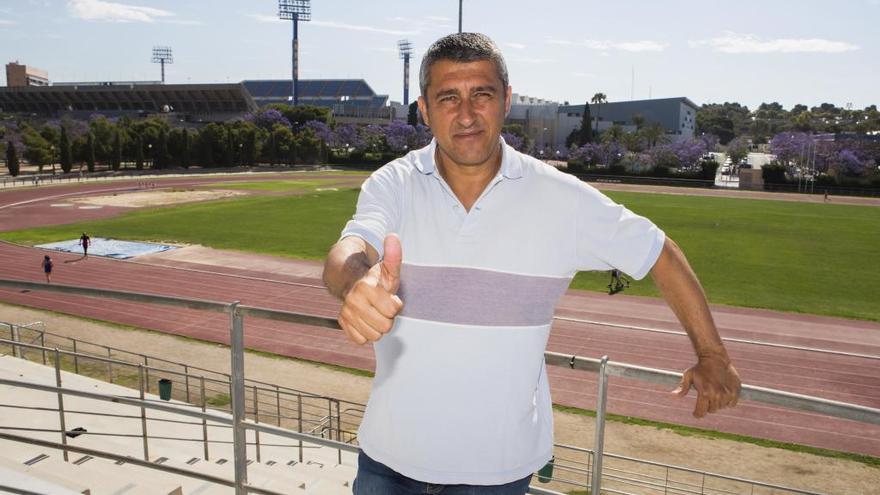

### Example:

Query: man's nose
xmin=457 ymin=98 xmax=476 ymax=127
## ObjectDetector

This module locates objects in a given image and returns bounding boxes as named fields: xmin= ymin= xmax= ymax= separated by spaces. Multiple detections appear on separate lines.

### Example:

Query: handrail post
xmin=297 ymin=393 xmax=303 ymax=463
xmin=184 ymin=365 xmax=191 ymax=403
xmin=253 ymin=385 xmax=261 ymax=463
xmin=336 ymin=399 xmax=342 ymax=464
xmin=143 ymin=355 xmax=150 ymax=393
xmin=72 ymin=340 xmax=79 ymax=374
xmin=138 ymin=364 xmax=149 ymax=461
xmin=11 ymin=325 xmax=20 ymax=358
xmin=40 ymin=332 xmax=47 ymax=365
xmin=229 ymin=302 xmax=248 ymax=495
xmin=201 ymin=375 xmax=209 ymax=461
xmin=54 ymin=349 xmax=69 ymax=462
xmin=106 ymin=347 xmax=113 ymax=383
xmin=591 ymin=355 xmax=609 ymax=495
xmin=275 ymin=385 xmax=282 ymax=428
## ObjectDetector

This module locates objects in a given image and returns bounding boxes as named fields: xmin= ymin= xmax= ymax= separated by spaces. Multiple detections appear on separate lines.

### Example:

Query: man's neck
xmin=435 ymin=145 xmax=502 ymax=212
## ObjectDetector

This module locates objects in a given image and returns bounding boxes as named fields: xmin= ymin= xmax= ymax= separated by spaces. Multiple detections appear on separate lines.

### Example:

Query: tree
xmin=20 ymin=125 xmax=52 ymax=173
xmin=642 ymin=123 xmax=666 ymax=148
xmin=244 ymin=129 xmax=257 ymax=166
xmin=632 ymin=114 xmax=646 ymax=130
xmin=575 ymin=101 xmax=593 ymax=146
xmin=223 ymin=129 xmax=235 ymax=167
xmin=111 ymin=129 xmax=122 ymax=171
xmin=135 ymin=135 xmax=144 ymax=170
xmin=266 ymin=130 xmax=277 ymax=166
xmin=5 ymin=141 xmax=19 ymax=177
xmin=264 ymin=104 xmax=332 ymax=126
xmin=407 ymin=101 xmax=419 ymax=126
xmin=86 ymin=133 xmax=96 ymax=172
xmin=156 ymin=127 xmax=169 ymax=169
xmin=591 ymin=93 xmax=607 ymax=135
xmin=726 ymin=137 xmax=749 ymax=165
xmin=180 ymin=129 xmax=191 ymax=168
xmin=60 ymin=126 xmax=73 ymax=173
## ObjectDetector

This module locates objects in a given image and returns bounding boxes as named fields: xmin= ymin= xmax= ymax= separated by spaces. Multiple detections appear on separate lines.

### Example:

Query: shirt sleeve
xmin=339 ymin=165 xmax=402 ymax=259
xmin=575 ymin=183 xmax=666 ymax=280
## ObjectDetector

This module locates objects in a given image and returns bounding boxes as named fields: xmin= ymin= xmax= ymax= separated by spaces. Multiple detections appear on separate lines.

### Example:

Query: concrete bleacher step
xmin=0 ymin=462 xmax=88 ymax=495
xmin=14 ymin=453 xmax=185 ymax=495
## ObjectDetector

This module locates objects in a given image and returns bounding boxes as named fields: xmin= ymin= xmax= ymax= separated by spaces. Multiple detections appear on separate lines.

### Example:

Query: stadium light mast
xmin=278 ymin=0 xmax=311 ymax=106
xmin=151 ymin=46 xmax=173 ymax=84
xmin=458 ymin=0 xmax=462 ymax=33
xmin=398 ymin=39 xmax=413 ymax=106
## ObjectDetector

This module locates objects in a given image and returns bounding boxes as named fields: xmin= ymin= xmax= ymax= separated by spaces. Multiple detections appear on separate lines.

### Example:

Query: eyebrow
xmin=433 ymin=85 xmax=498 ymax=100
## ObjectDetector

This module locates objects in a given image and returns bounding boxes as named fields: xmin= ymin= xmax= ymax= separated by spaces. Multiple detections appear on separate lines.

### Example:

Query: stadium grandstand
xmin=0 ymin=78 xmax=394 ymax=123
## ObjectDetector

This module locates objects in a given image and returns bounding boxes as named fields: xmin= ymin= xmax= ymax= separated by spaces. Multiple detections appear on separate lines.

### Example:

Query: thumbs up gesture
xmin=338 ymin=234 xmax=404 ymax=345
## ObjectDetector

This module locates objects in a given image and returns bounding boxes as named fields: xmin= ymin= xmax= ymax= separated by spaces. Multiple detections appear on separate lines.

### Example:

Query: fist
xmin=673 ymin=355 xmax=741 ymax=418
xmin=338 ymin=234 xmax=404 ymax=345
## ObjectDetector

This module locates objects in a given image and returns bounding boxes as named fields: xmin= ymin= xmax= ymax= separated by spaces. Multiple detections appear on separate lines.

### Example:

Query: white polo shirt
xmin=340 ymin=137 xmax=665 ymax=485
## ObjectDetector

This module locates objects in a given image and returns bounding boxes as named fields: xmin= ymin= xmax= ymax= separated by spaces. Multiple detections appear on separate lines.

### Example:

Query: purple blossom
xmin=770 ymin=132 xmax=813 ymax=164
xmin=835 ymin=149 xmax=865 ymax=177
xmin=304 ymin=120 xmax=333 ymax=143
xmin=384 ymin=120 xmax=416 ymax=153
xmin=501 ymin=132 xmax=524 ymax=152
xmin=570 ymin=142 xmax=625 ymax=167
xmin=669 ymin=138 xmax=707 ymax=169
xmin=333 ymin=124 xmax=363 ymax=151
xmin=412 ymin=124 xmax=433 ymax=149
xmin=359 ymin=125 xmax=386 ymax=153
xmin=245 ymin=109 xmax=291 ymax=130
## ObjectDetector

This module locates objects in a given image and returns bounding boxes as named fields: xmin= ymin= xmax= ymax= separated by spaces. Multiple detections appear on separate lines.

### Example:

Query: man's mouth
xmin=454 ymin=130 xmax=483 ymax=139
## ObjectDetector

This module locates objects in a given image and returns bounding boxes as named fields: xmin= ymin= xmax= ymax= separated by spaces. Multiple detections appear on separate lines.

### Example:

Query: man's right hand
xmin=338 ymin=234 xmax=404 ymax=345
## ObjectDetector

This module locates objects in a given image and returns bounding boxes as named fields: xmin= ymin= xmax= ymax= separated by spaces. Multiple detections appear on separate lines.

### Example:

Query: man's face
xmin=418 ymin=59 xmax=511 ymax=170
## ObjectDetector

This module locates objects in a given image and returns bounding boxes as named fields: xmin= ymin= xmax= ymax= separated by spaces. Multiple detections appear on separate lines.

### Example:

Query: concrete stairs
xmin=0 ymin=354 xmax=357 ymax=494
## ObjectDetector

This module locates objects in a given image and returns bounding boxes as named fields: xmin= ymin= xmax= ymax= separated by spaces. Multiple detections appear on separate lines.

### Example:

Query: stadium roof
xmin=0 ymin=79 xmax=391 ymax=117
xmin=0 ymin=82 xmax=257 ymax=115
xmin=243 ymin=79 xmax=389 ymax=109
xmin=243 ymin=79 xmax=378 ymax=99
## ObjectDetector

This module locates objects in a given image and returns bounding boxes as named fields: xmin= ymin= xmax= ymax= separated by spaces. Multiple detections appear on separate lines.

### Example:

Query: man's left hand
xmin=673 ymin=355 xmax=741 ymax=418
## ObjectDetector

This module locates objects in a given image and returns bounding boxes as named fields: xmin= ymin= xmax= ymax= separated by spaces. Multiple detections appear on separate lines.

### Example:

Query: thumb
xmin=672 ymin=368 xmax=694 ymax=397
xmin=380 ymin=234 xmax=402 ymax=293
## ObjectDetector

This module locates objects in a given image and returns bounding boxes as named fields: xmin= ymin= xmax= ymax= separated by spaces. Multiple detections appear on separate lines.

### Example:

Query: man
xmin=79 ymin=232 xmax=91 ymax=258
xmin=323 ymin=33 xmax=740 ymax=495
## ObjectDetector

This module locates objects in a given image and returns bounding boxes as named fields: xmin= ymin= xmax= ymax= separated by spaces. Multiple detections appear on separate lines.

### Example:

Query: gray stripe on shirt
xmin=398 ymin=264 xmax=571 ymax=327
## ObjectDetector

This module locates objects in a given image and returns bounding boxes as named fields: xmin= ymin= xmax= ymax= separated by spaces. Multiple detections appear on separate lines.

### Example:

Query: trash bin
xmin=158 ymin=378 xmax=172 ymax=401
xmin=537 ymin=456 xmax=555 ymax=483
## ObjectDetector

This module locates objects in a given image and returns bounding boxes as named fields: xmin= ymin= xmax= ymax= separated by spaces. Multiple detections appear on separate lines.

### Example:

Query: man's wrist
xmin=697 ymin=348 xmax=730 ymax=365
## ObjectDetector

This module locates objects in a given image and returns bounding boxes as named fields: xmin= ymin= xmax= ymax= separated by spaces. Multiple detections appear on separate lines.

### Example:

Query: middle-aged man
xmin=323 ymin=32 xmax=741 ymax=495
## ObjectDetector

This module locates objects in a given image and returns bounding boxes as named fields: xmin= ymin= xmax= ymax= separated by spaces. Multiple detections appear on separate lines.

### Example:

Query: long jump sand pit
xmin=71 ymin=188 xmax=247 ymax=208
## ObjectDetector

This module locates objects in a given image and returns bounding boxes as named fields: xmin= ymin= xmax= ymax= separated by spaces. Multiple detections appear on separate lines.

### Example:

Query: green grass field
xmin=3 ymin=184 xmax=878 ymax=321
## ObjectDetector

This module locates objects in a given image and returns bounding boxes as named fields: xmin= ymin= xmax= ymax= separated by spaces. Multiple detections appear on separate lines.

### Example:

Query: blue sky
xmin=1 ymin=0 xmax=878 ymax=110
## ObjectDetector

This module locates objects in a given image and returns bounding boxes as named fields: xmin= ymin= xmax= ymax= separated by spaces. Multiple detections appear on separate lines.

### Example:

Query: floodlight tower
xmin=398 ymin=39 xmax=413 ymax=106
xmin=278 ymin=0 xmax=311 ymax=106
xmin=458 ymin=0 xmax=462 ymax=33
xmin=151 ymin=46 xmax=173 ymax=84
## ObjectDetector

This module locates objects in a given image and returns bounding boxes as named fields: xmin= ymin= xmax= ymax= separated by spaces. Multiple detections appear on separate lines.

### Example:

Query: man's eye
xmin=474 ymin=92 xmax=492 ymax=99
xmin=439 ymin=95 xmax=458 ymax=103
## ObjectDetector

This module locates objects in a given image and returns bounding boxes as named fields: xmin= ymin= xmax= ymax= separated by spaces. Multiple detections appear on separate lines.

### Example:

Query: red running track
xmin=1 ymin=175 xmax=878 ymax=458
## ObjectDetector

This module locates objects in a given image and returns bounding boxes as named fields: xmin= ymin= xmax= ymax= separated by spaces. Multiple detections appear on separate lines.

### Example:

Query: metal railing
xmin=0 ymin=320 xmax=365 ymax=451
xmin=1 ymin=278 xmax=878 ymax=494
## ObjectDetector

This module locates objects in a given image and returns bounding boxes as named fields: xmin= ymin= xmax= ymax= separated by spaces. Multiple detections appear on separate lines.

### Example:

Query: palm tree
xmin=591 ymin=92 xmax=607 ymax=135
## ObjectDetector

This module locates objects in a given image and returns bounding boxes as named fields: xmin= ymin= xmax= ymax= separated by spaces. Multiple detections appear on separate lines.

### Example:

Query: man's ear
xmin=417 ymin=96 xmax=430 ymax=127
xmin=504 ymin=86 xmax=512 ymax=118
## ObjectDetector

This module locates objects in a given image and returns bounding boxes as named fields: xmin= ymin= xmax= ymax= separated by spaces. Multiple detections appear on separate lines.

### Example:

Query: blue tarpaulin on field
xmin=36 ymin=238 xmax=176 ymax=259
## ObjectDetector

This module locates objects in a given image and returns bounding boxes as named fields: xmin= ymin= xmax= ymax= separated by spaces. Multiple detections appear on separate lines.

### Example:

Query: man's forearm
xmin=650 ymin=238 xmax=728 ymax=361
xmin=322 ymin=237 xmax=375 ymax=299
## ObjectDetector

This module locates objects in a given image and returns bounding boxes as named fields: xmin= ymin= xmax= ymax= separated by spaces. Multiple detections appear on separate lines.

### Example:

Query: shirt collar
xmin=412 ymin=136 xmax=523 ymax=180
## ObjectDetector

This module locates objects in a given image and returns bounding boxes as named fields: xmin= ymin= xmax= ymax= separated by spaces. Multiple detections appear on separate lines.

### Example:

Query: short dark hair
xmin=419 ymin=32 xmax=509 ymax=97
